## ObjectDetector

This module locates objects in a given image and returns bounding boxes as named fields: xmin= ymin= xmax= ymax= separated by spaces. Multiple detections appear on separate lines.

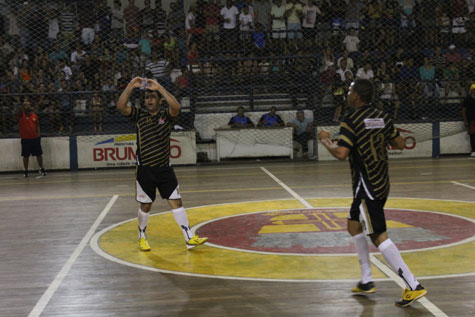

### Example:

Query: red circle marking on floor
xmin=196 ymin=208 xmax=475 ymax=254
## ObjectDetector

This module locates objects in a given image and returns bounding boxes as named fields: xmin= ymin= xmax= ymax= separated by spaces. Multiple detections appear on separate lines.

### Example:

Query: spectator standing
xmin=168 ymin=2 xmax=185 ymax=34
xmin=124 ymin=0 xmax=140 ymax=36
xmin=287 ymin=110 xmax=313 ymax=159
xmin=228 ymin=106 xmax=254 ymax=128
xmin=254 ymin=0 xmax=272 ymax=31
xmin=140 ymin=0 xmax=156 ymax=32
xmin=17 ymin=97 xmax=46 ymax=177
xmin=111 ymin=0 xmax=124 ymax=41
xmin=239 ymin=6 xmax=255 ymax=43
xmin=345 ymin=0 xmax=366 ymax=30
xmin=462 ymin=84 xmax=475 ymax=157
xmin=221 ymin=0 xmax=240 ymax=49
xmin=91 ymin=92 xmax=104 ymax=132
xmin=285 ymin=0 xmax=303 ymax=42
xmin=302 ymin=0 xmax=321 ymax=42
xmin=257 ymin=106 xmax=285 ymax=127
xmin=271 ymin=0 xmax=287 ymax=40
xmin=204 ymin=0 xmax=221 ymax=47
xmin=342 ymin=27 xmax=360 ymax=59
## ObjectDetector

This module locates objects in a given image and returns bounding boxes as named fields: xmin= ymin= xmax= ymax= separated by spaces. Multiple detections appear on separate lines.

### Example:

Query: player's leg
xmin=348 ymin=197 xmax=375 ymax=294
xmin=136 ymin=166 xmax=157 ymax=251
xmin=21 ymin=139 xmax=30 ymax=177
xmin=366 ymin=199 xmax=427 ymax=307
xmin=32 ymin=138 xmax=46 ymax=175
xmin=158 ymin=167 xmax=208 ymax=249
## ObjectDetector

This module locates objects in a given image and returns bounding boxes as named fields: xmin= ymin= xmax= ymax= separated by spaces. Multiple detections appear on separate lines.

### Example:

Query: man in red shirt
xmin=17 ymin=97 xmax=46 ymax=177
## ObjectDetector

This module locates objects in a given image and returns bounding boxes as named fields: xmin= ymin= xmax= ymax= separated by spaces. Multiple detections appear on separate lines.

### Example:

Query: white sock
xmin=172 ymin=207 xmax=193 ymax=241
xmin=352 ymin=233 xmax=372 ymax=284
xmin=378 ymin=239 xmax=419 ymax=290
xmin=137 ymin=208 xmax=149 ymax=239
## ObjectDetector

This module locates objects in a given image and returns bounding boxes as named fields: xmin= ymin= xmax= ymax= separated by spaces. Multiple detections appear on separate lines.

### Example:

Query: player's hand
xmin=146 ymin=78 xmax=163 ymax=92
xmin=318 ymin=129 xmax=331 ymax=141
xmin=128 ymin=77 xmax=144 ymax=89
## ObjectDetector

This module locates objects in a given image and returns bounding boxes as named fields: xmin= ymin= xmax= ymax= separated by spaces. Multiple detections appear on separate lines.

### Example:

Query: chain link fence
xmin=0 ymin=0 xmax=473 ymax=146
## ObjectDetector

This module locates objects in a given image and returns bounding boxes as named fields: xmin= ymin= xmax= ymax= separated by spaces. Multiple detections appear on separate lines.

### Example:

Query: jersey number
xmin=370 ymin=134 xmax=386 ymax=161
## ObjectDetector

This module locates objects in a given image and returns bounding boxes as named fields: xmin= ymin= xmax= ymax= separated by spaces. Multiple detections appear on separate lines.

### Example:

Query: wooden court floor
xmin=1 ymin=157 xmax=474 ymax=317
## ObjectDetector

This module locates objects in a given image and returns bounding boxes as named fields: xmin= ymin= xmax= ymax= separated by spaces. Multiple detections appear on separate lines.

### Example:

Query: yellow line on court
xmin=2 ymin=179 xmax=475 ymax=202
xmin=0 ymin=162 xmax=474 ymax=187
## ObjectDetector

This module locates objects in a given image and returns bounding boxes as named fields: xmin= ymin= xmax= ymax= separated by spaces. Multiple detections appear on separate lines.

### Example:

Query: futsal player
xmin=317 ymin=79 xmax=427 ymax=307
xmin=117 ymin=77 xmax=207 ymax=251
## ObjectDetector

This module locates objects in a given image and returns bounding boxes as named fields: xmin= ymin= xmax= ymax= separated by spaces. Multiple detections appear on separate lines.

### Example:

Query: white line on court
xmin=452 ymin=181 xmax=475 ymax=191
xmin=28 ymin=195 xmax=119 ymax=317
xmin=260 ymin=167 xmax=313 ymax=208
xmin=370 ymin=255 xmax=448 ymax=317
xmin=261 ymin=168 xmax=448 ymax=317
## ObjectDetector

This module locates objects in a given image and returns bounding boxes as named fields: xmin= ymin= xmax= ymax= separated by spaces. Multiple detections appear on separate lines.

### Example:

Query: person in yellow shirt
xmin=285 ymin=0 xmax=303 ymax=42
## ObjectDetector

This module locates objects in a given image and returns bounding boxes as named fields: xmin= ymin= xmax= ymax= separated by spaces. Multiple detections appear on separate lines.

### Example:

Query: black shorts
xmin=21 ymin=138 xmax=43 ymax=157
xmin=135 ymin=165 xmax=181 ymax=203
xmin=349 ymin=195 xmax=387 ymax=235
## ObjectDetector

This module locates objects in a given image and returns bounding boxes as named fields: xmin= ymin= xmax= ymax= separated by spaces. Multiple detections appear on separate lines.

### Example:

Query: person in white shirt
xmin=342 ymin=27 xmax=360 ymax=53
xmin=185 ymin=6 xmax=196 ymax=47
xmin=71 ymin=46 xmax=87 ymax=65
xmin=285 ymin=0 xmax=303 ymax=40
xmin=239 ymin=6 xmax=254 ymax=41
xmin=336 ymin=59 xmax=353 ymax=81
xmin=337 ymin=50 xmax=354 ymax=70
xmin=356 ymin=63 xmax=374 ymax=80
xmin=271 ymin=0 xmax=286 ymax=39
xmin=221 ymin=0 xmax=240 ymax=48
xmin=378 ymin=73 xmax=400 ymax=120
xmin=302 ymin=0 xmax=321 ymax=41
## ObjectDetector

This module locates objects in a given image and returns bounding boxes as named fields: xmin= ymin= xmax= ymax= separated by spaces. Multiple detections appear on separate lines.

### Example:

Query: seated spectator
xmin=337 ymin=50 xmax=354 ymax=69
xmin=175 ymin=66 xmax=190 ymax=97
xmin=257 ymin=106 xmax=285 ymax=128
xmin=228 ymin=106 xmax=254 ymax=128
xmin=287 ymin=110 xmax=313 ymax=159
xmin=419 ymin=57 xmax=439 ymax=97
xmin=377 ymin=73 xmax=400 ymax=120
xmin=71 ymin=44 xmax=87 ymax=65
xmin=356 ymin=63 xmax=374 ymax=80
xmin=443 ymin=62 xmax=462 ymax=96
xmin=445 ymin=44 xmax=461 ymax=64
xmin=336 ymin=59 xmax=353 ymax=81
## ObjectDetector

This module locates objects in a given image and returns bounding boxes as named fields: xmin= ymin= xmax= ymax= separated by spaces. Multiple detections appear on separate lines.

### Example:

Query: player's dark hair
xmin=352 ymin=79 xmax=374 ymax=104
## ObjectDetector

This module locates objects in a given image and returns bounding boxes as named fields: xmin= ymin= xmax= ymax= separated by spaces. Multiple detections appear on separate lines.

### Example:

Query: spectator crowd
xmin=0 ymin=0 xmax=474 ymax=134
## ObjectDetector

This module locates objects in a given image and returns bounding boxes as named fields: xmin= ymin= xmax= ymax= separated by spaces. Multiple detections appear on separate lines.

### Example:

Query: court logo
xmin=196 ymin=208 xmax=475 ymax=255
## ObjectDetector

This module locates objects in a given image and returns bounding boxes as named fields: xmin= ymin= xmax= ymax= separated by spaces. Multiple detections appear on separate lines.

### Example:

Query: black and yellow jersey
xmin=129 ymin=107 xmax=178 ymax=167
xmin=337 ymin=105 xmax=400 ymax=200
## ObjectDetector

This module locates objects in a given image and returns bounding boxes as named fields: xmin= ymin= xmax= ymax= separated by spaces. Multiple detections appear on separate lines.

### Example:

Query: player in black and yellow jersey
xmin=318 ymin=79 xmax=427 ymax=307
xmin=117 ymin=77 xmax=207 ymax=251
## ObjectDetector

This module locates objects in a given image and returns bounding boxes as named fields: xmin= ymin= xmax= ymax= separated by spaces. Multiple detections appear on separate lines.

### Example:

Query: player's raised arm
xmin=117 ymin=77 xmax=144 ymax=116
xmin=146 ymin=78 xmax=181 ymax=117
